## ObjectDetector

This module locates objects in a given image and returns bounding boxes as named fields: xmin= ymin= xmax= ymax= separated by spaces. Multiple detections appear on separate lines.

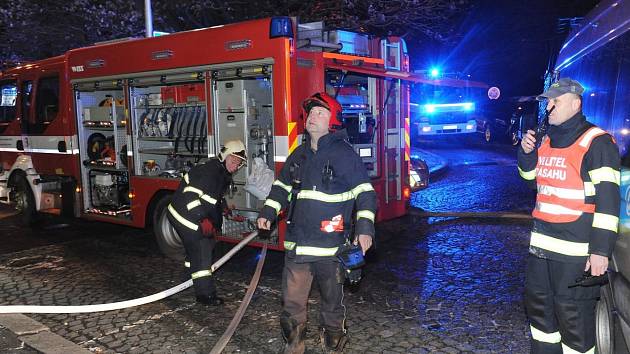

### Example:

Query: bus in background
xmin=410 ymin=73 xmax=489 ymax=140
xmin=552 ymin=0 xmax=630 ymax=352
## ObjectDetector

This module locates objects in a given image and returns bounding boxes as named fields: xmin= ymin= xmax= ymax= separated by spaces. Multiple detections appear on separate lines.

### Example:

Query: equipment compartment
xmin=130 ymin=78 xmax=210 ymax=179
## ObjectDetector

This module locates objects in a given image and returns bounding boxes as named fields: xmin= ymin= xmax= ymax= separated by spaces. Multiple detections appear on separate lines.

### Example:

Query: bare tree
xmin=0 ymin=0 xmax=468 ymax=61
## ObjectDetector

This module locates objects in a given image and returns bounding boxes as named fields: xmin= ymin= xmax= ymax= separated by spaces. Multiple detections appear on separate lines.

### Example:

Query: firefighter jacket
xmin=168 ymin=158 xmax=232 ymax=232
xmin=518 ymin=112 xmax=620 ymax=263
xmin=259 ymin=129 xmax=377 ymax=263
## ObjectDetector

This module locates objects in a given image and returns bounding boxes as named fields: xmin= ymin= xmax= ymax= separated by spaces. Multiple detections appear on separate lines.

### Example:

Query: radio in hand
xmin=534 ymin=106 xmax=555 ymax=148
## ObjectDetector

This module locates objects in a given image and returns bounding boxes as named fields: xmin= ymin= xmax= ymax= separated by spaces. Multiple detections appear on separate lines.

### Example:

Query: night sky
xmin=408 ymin=0 xmax=599 ymax=98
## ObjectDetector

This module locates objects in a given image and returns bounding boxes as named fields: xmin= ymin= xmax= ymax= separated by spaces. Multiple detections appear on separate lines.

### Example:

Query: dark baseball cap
xmin=536 ymin=78 xmax=585 ymax=101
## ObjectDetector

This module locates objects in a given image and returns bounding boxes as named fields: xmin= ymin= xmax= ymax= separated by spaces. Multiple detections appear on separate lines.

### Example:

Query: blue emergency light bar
xmin=423 ymin=102 xmax=475 ymax=114
xmin=270 ymin=17 xmax=293 ymax=38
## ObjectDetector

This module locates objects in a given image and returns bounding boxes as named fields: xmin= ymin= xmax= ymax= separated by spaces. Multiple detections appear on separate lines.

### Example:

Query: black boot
xmin=319 ymin=327 xmax=347 ymax=354
xmin=196 ymin=294 xmax=224 ymax=306
xmin=280 ymin=316 xmax=306 ymax=354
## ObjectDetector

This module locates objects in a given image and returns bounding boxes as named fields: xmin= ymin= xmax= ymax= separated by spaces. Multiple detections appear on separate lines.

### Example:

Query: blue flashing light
xmin=152 ymin=31 xmax=170 ymax=37
xmin=422 ymin=102 xmax=475 ymax=114
xmin=270 ymin=17 xmax=294 ymax=38
xmin=430 ymin=68 xmax=440 ymax=78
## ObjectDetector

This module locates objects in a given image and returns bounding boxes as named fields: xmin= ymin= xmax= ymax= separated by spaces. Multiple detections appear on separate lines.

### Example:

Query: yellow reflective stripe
xmin=352 ymin=183 xmax=374 ymax=195
xmin=530 ymin=325 xmax=561 ymax=343
xmin=297 ymin=183 xmax=374 ymax=203
xmin=298 ymin=190 xmax=355 ymax=203
xmin=273 ymin=180 xmax=292 ymax=193
xmin=168 ymin=204 xmax=199 ymax=231
xmin=284 ymin=241 xmax=296 ymax=250
xmin=561 ymin=343 xmax=594 ymax=354
xmin=264 ymin=199 xmax=282 ymax=214
xmin=519 ymin=166 xmax=536 ymax=180
xmin=183 ymin=186 xmax=204 ymax=196
xmin=593 ymin=212 xmax=619 ymax=233
xmin=357 ymin=210 xmax=375 ymax=222
xmin=200 ymin=194 xmax=217 ymax=205
xmin=295 ymin=246 xmax=339 ymax=257
xmin=530 ymin=231 xmax=589 ymax=257
xmin=584 ymin=182 xmax=595 ymax=196
xmin=191 ymin=269 xmax=212 ymax=279
xmin=186 ymin=200 xmax=202 ymax=210
xmin=184 ymin=261 xmax=191 ymax=268
xmin=589 ymin=167 xmax=620 ymax=185
xmin=184 ymin=173 xmax=190 ymax=184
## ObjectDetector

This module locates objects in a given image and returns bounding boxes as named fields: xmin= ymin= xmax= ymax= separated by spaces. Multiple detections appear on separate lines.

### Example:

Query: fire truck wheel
xmin=14 ymin=178 xmax=38 ymax=226
xmin=596 ymin=284 xmax=615 ymax=354
xmin=152 ymin=195 xmax=184 ymax=260
xmin=484 ymin=125 xmax=492 ymax=142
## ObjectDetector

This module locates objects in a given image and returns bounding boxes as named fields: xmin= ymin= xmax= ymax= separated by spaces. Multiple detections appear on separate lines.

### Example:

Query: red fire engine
xmin=0 ymin=17 xmax=428 ymax=257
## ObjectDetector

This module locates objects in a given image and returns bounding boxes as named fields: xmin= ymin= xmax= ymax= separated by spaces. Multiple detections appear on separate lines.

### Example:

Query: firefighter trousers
xmin=168 ymin=214 xmax=217 ymax=297
xmin=525 ymin=254 xmax=599 ymax=354
xmin=281 ymin=256 xmax=346 ymax=332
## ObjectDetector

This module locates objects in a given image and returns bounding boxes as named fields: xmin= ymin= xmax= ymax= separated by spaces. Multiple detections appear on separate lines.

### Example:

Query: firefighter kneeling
xmin=167 ymin=140 xmax=247 ymax=306
xmin=258 ymin=92 xmax=377 ymax=353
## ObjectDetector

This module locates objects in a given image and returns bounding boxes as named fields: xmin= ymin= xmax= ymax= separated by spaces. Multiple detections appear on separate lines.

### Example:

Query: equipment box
xmin=83 ymin=107 xmax=124 ymax=123
xmin=176 ymin=83 xmax=206 ymax=103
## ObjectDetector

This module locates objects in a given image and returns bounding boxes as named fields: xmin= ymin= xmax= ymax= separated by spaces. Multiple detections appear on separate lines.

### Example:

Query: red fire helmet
xmin=302 ymin=92 xmax=343 ymax=131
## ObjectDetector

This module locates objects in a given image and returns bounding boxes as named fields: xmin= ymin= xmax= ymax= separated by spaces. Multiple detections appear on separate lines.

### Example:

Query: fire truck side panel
xmin=129 ymin=176 xmax=180 ymax=227
xmin=66 ymin=19 xmax=284 ymax=82
xmin=0 ymin=17 xmax=417 ymax=254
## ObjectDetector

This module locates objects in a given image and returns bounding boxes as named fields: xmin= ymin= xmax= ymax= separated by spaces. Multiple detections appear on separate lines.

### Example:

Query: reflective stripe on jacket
xmin=532 ymin=127 xmax=605 ymax=223
xmin=259 ymin=129 xmax=377 ymax=262
xmin=168 ymin=158 xmax=231 ymax=231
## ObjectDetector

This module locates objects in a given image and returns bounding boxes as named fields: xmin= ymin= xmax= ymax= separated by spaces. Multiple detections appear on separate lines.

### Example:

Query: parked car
xmin=507 ymin=96 xmax=539 ymax=146
xmin=596 ymin=166 xmax=630 ymax=353
xmin=410 ymin=158 xmax=429 ymax=191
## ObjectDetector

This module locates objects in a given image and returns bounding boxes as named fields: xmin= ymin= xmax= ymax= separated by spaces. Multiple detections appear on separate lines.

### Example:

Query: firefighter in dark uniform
xmin=167 ymin=140 xmax=247 ymax=306
xmin=518 ymin=78 xmax=620 ymax=353
xmin=257 ymin=92 xmax=377 ymax=354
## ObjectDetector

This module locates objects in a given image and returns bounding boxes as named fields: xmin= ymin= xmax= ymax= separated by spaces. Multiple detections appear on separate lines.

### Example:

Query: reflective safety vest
xmin=532 ymin=127 xmax=606 ymax=223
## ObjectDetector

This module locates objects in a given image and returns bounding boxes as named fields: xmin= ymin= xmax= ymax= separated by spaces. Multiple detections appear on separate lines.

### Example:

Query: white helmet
xmin=219 ymin=140 xmax=247 ymax=164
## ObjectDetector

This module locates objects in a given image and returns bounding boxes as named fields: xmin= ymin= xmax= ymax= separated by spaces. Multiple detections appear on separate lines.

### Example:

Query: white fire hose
xmin=0 ymin=231 xmax=260 ymax=314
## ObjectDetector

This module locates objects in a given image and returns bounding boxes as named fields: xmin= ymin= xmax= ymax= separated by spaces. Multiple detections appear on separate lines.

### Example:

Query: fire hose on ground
xmin=0 ymin=231 xmax=263 ymax=313
xmin=408 ymin=207 xmax=533 ymax=220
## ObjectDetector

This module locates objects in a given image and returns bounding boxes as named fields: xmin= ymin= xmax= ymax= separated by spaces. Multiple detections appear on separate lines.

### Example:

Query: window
xmin=24 ymin=75 xmax=59 ymax=134
xmin=20 ymin=81 xmax=32 ymax=133
xmin=35 ymin=76 xmax=59 ymax=124
xmin=0 ymin=80 xmax=17 ymax=123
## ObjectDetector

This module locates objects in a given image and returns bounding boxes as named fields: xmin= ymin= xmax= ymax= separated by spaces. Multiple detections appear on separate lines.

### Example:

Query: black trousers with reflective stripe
xmin=167 ymin=213 xmax=216 ymax=297
xmin=525 ymin=255 xmax=599 ymax=353
xmin=281 ymin=255 xmax=345 ymax=331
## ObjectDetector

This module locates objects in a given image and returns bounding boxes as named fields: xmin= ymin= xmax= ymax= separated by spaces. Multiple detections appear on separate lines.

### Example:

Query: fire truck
xmin=0 ymin=17 xmax=426 ymax=257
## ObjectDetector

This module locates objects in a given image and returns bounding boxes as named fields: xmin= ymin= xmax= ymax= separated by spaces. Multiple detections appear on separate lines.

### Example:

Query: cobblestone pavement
xmin=0 ymin=141 xmax=536 ymax=353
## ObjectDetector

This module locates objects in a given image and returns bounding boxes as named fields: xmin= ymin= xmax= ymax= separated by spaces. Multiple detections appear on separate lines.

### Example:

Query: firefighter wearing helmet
xmin=258 ymin=92 xmax=377 ymax=353
xmin=167 ymin=140 xmax=247 ymax=306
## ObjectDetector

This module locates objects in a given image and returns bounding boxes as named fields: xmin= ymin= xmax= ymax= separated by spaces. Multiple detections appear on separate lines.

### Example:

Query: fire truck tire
xmin=484 ymin=125 xmax=492 ymax=143
xmin=596 ymin=284 xmax=615 ymax=354
xmin=152 ymin=194 xmax=184 ymax=260
xmin=13 ymin=178 xmax=38 ymax=226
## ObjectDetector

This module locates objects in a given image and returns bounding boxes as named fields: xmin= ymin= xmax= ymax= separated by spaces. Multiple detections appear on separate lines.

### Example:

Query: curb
xmin=0 ymin=314 xmax=90 ymax=354
xmin=416 ymin=149 xmax=449 ymax=178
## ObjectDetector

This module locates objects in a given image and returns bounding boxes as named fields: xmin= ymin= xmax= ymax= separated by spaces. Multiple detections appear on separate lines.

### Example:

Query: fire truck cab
xmin=0 ymin=17 xmax=425 ymax=257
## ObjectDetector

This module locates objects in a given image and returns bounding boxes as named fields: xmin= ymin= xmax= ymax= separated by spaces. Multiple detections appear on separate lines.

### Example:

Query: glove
xmin=200 ymin=218 xmax=215 ymax=237
xmin=258 ymin=229 xmax=271 ymax=240
xmin=346 ymin=268 xmax=362 ymax=284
